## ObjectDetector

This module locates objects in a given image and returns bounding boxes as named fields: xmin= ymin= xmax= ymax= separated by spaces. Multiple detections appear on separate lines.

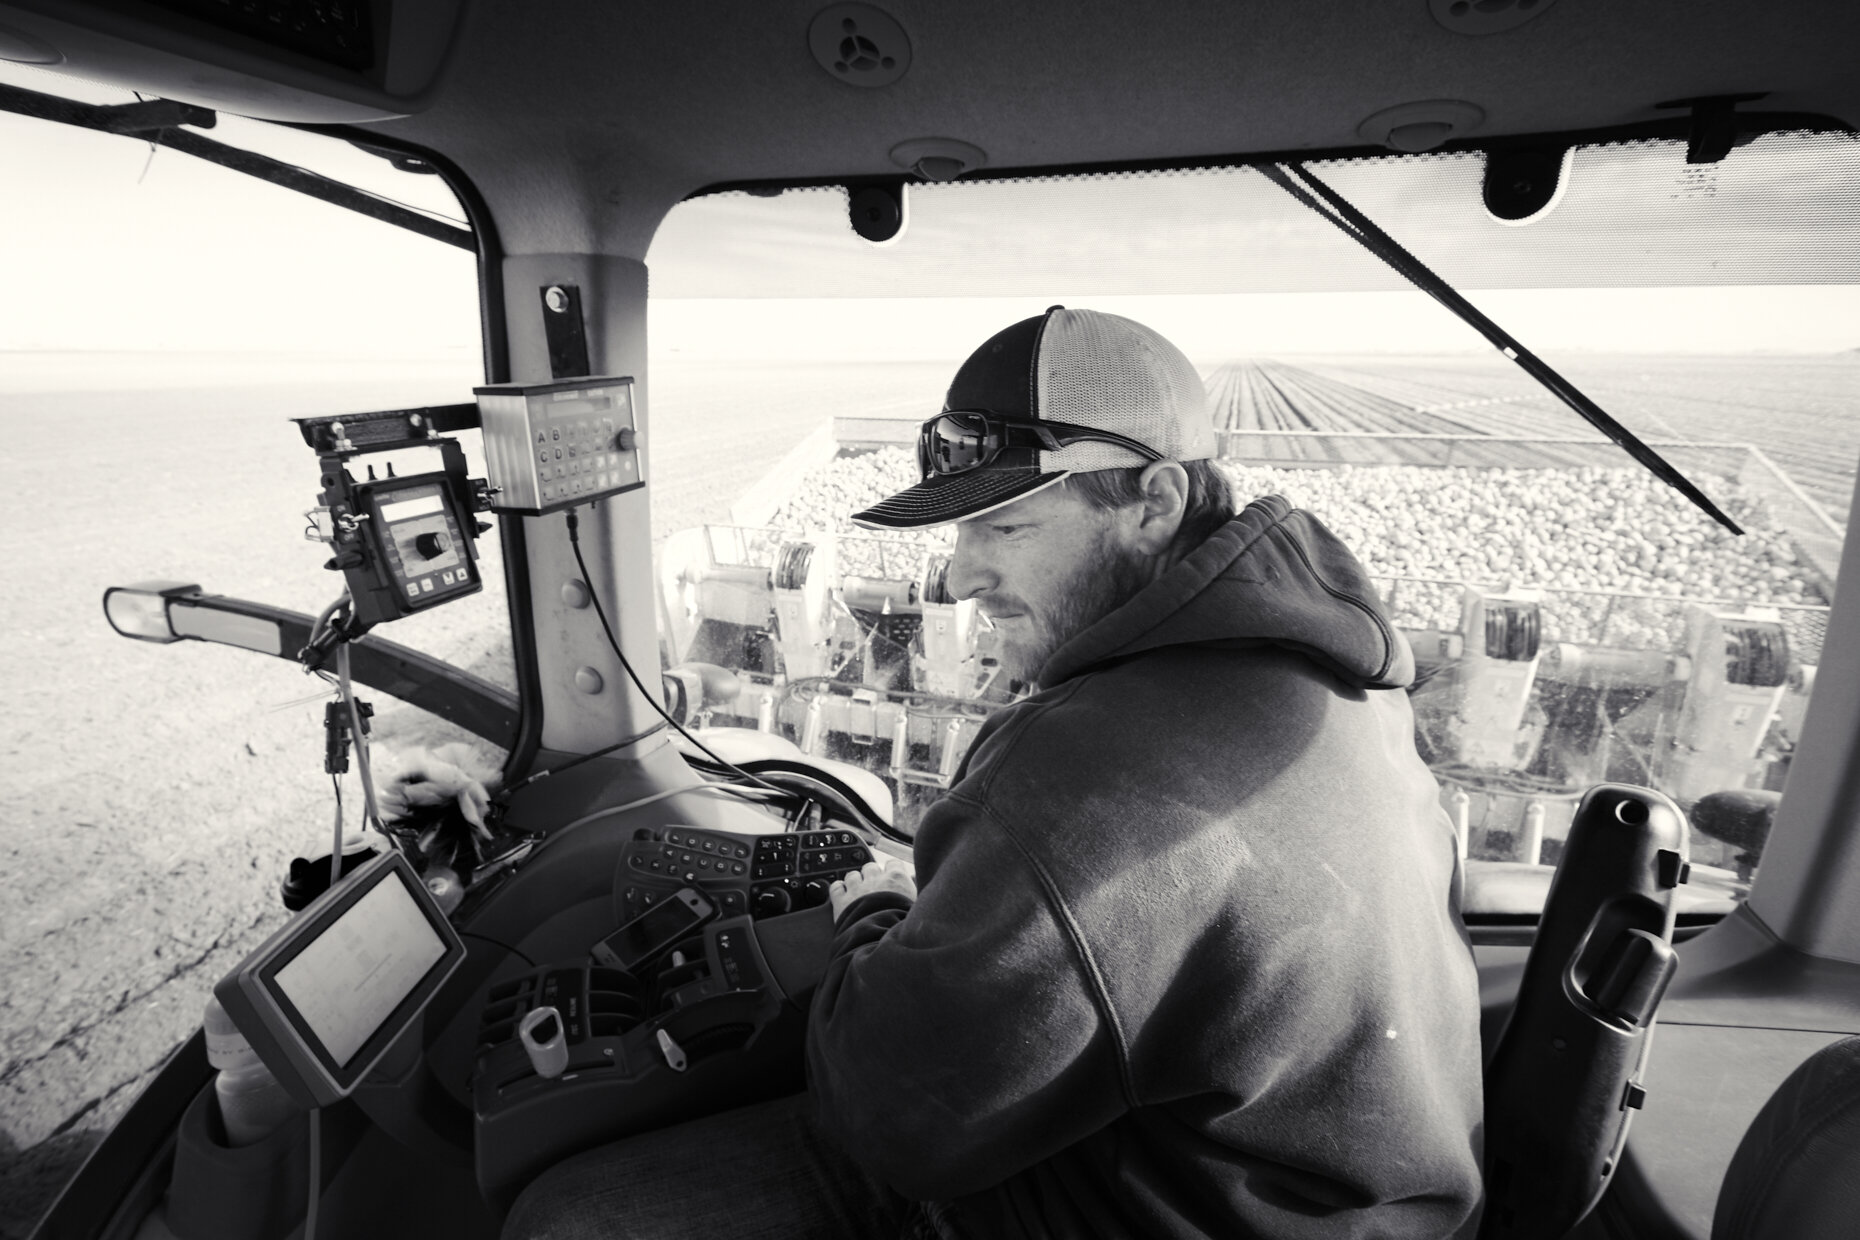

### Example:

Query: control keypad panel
xmin=619 ymin=826 xmax=873 ymax=923
xmin=475 ymin=376 xmax=643 ymax=516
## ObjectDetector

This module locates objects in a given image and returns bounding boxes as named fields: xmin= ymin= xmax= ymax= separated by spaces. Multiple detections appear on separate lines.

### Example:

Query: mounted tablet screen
xmin=215 ymin=851 xmax=465 ymax=1107
xmin=273 ymin=866 xmax=449 ymax=1066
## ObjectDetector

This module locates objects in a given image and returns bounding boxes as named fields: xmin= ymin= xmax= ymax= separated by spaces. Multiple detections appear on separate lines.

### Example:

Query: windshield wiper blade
xmin=0 ymin=81 xmax=473 ymax=252
xmin=1255 ymin=160 xmax=1743 ymax=536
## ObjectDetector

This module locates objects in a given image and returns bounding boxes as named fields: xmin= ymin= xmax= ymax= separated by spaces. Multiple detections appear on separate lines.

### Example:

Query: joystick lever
xmin=656 ymin=1028 xmax=688 ymax=1073
xmin=519 ymin=1006 xmax=569 ymax=1080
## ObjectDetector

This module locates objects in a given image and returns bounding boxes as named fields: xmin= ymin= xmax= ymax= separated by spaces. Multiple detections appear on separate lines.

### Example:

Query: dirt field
xmin=0 ymin=350 xmax=1853 ymax=1236
xmin=1294 ymin=353 xmax=1860 ymax=526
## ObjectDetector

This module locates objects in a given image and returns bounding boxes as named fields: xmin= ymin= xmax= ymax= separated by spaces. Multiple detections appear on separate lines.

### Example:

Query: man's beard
xmin=990 ymin=530 xmax=1156 ymax=685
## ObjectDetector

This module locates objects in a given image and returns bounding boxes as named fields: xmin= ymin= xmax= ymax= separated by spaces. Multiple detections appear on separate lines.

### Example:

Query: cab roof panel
xmin=6 ymin=0 xmax=1857 ymax=256
xmin=380 ymin=0 xmax=1860 ymax=253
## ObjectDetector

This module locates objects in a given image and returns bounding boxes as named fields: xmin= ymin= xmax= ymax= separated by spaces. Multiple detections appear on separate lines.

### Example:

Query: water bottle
xmin=204 ymin=995 xmax=303 ymax=1147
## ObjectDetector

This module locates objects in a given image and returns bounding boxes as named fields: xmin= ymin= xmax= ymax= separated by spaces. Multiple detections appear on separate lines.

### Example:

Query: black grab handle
xmin=1480 ymin=783 xmax=1691 ymax=1240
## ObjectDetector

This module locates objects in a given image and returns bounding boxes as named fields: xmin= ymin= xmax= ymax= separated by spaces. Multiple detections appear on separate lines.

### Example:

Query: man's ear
xmin=1132 ymin=461 xmax=1190 ymax=554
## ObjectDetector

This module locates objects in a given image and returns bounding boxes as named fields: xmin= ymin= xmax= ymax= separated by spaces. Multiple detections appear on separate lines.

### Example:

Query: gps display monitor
xmin=213 ymin=850 xmax=465 ymax=1107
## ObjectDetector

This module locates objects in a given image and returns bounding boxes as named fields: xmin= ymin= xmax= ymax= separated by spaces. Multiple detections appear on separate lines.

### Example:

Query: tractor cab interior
xmin=5 ymin=3 xmax=1860 ymax=1239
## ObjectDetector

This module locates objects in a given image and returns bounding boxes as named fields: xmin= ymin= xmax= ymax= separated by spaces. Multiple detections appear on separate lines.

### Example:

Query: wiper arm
xmin=1255 ymin=160 xmax=1742 ymax=536
xmin=0 ymin=81 xmax=473 ymax=253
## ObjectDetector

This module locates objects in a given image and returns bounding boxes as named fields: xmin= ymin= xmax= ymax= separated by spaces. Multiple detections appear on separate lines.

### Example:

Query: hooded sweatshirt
xmin=807 ymin=495 xmax=1485 ymax=1240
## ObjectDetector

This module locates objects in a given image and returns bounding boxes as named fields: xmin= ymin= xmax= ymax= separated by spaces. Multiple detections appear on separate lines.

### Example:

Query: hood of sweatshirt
xmin=1038 ymin=493 xmax=1414 ymax=692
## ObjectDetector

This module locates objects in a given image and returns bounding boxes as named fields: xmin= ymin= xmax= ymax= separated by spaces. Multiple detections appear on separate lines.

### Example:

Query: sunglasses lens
xmin=925 ymin=414 xmax=993 ymax=474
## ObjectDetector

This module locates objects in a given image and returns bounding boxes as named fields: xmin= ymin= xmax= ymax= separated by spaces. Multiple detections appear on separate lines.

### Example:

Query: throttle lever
xmin=518 ymin=1006 xmax=568 ymax=1080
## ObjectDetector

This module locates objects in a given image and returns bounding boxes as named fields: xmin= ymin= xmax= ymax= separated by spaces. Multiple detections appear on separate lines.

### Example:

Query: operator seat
xmin=1710 ymin=1035 xmax=1860 ymax=1239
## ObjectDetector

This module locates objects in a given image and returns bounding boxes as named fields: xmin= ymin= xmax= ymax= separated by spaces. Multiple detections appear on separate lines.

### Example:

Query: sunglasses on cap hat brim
xmin=918 ymin=411 xmax=1164 ymax=477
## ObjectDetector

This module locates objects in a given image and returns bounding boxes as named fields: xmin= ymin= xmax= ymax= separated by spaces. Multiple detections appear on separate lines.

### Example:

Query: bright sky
xmin=2 ymin=60 xmax=1856 ymax=367
xmin=649 ymin=289 xmax=1860 ymax=362
xmin=0 ymin=63 xmax=480 ymax=359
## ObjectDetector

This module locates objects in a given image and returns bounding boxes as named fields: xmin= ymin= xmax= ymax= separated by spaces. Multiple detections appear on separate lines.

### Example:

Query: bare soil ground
xmin=1305 ymin=353 xmax=1860 ymax=525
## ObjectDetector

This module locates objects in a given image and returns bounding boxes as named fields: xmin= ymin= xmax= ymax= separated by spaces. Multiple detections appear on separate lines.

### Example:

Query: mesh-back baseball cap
xmin=852 ymin=306 xmax=1214 ymax=529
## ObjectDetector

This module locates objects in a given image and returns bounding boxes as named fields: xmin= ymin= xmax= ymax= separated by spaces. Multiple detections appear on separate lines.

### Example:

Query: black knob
xmin=799 ymin=879 xmax=828 ymax=908
xmin=752 ymin=887 xmax=791 ymax=918
xmin=414 ymin=531 xmax=451 ymax=559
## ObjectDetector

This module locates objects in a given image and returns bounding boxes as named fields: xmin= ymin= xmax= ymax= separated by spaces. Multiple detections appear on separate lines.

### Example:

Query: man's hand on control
xmin=830 ymin=857 xmax=917 ymax=922
xmin=376 ymin=746 xmax=494 ymax=835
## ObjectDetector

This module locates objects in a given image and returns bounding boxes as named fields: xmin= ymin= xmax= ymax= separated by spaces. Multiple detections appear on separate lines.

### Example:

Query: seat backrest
xmin=1711 ymin=1035 xmax=1860 ymax=1240
xmin=1479 ymin=784 xmax=1689 ymax=1240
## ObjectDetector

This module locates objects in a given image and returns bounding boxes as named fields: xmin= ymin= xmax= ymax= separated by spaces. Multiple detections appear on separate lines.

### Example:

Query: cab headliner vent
xmin=809 ymin=3 xmax=911 ymax=88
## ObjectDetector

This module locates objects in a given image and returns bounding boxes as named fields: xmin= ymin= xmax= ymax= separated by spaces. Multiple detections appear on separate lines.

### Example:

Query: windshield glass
xmin=0 ymin=62 xmax=498 ymax=1227
xmin=645 ymin=132 xmax=1860 ymax=905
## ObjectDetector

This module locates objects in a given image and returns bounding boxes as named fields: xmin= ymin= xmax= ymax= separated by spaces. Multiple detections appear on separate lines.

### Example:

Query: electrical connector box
xmin=474 ymin=376 xmax=643 ymax=515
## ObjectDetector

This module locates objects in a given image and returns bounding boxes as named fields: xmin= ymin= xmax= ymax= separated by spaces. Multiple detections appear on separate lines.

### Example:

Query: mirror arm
xmin=113 ymin=589 xmax=518 ymax=747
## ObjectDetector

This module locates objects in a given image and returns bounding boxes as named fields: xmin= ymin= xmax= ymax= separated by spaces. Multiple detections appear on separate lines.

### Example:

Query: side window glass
xmin=1 ymin=64 xmax=499 ymax=1227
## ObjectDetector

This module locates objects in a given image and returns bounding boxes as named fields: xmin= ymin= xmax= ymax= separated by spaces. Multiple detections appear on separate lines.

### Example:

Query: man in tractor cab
xmin=507 ymin=308 xmax=1485 ymax=1239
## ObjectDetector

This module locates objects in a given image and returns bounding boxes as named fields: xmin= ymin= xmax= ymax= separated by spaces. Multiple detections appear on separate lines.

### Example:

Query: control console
xmin=617 ymin=826 xmax=873 ymax=924
xmin=472 ymin=826 xmax=882 ymax=1206
xmin=470 ymin=906 xmax=835 ymax=1209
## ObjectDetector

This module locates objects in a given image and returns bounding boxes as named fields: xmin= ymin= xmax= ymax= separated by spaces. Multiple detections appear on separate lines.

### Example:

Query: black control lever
xmin=1480 ymin=784 xmax=1690 ymax=1240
